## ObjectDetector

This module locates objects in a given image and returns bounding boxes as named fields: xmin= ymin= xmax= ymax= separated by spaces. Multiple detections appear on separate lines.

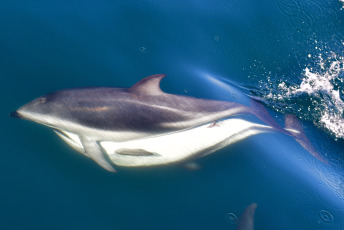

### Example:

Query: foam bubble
xmin=139 ymin=46 xmax=147 ymax=53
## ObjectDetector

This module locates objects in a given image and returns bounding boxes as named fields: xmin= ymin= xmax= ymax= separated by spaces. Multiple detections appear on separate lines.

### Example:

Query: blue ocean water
xmin=1 ymin=0 xmax=344 ymax=229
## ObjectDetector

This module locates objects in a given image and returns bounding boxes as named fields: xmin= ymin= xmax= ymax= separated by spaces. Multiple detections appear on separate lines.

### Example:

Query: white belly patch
xmin=54 ymin=119 xmax=272 ymax=168
xmin=99 ymin=119 xmax=272 ymax=167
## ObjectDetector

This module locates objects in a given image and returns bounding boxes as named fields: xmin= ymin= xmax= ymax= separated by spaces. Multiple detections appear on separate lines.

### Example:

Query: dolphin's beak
xmin=10 ymin=111 xmax=22 ymax=119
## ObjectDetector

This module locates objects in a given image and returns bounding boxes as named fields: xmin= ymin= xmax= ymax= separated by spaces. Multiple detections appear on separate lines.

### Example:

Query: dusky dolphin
xmin=11 ymin=74 xmax=326 ymax=172
xmin=236 ymin=203 xmax=258 ymax=230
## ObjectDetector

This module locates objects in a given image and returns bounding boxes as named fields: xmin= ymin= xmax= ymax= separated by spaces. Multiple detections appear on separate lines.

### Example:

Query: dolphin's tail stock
xmin=285 ymin=114 xmax=328 ymax=163
xmin=249 ymin=99 xmax=327 ymax=163
xmin=249 ymin=99 xmax=289 ymax=136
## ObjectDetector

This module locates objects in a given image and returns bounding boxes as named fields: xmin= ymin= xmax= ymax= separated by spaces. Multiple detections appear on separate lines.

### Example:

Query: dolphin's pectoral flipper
xmin=285 ymin=114 xmax=328 ymax=163
xmin=236 ymin=203 xmax=257 ymax=230
xmin=183 ymin=161 xmax=202 ymax=170
xmin=80 ymin=137 xmax=117 ymax=172
xmin=54 ymin=130 xmax=89 ymax=157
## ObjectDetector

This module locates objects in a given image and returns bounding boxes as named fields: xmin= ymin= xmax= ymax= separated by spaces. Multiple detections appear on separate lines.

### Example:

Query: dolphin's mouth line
xmin=13 ymin=110 xmax=60 ymax=130
xmin=9 ymin=111 xmax=22 ymax=119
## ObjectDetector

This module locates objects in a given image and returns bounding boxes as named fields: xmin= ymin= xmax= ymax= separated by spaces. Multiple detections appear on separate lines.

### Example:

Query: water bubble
xmin=294 ymin=190 xmax=313 ymax=207
xmin=213 ymin=34 xmax=220 ymax=42
xmin=226 ymin=213 xmax=238 ymax=224
xmin=319 ymin=210 xmax=334 ymax=223
xmin=287 ymin=12 xmax=312 ymax=39
xmin=305 ymin=211 xmax=325 ymax=229
xmin=139 ymin=47 xmax=147 ymax=53
xmin=221 ymin=0 xmax=240 ymax=14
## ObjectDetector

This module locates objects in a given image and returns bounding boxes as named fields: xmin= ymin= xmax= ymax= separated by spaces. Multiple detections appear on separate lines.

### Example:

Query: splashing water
xmin=340 ymin=0 xmax=344 ymax=10
xmin=256 ymin=52 xmax=344 ymax=139
xmin=285 ymin=53 xmax=344 ymax=138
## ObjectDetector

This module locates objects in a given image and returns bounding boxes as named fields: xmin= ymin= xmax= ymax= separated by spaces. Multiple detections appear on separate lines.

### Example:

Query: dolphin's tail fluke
xmin=285 ymin=114 xmax=328 ymax=164
xmin=250 ymin=99 xmax=327 ymax=163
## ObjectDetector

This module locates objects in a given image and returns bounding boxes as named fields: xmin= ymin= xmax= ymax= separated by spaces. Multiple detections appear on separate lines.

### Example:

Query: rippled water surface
xmin=1 ymin=0 xmax=344 ymax=229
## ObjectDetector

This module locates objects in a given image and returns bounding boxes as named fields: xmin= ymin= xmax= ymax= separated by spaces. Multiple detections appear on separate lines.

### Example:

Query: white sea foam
xmin=340 ymin=0 xmax=344 ymax=10
xmin=259 ymin=51 xmax=344 ymax=139
xmin=276 ymin=53 xmax=344 ymax=139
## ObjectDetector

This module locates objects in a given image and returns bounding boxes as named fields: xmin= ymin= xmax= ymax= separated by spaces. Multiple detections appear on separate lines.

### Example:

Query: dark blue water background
xmin=1 ymin=0 xmax=344 ymax=229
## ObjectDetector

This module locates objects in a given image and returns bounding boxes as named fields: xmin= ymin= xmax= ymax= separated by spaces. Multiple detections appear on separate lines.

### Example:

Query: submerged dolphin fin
xmin=250 ymin=99 xmax=289 ymax=135
xmin=183 ymin=161 xmax=202 ymax=170
xmin=54 ymin=130 xmax=88 ymax=157
xmin=80 ymin=136 xmax=117 ymax=172
xmin=285 ymin=114 xmax=327 ymax=163
xmin=128 ymin=74 xmax=166 ymax=95
xmin=236 ymin=203 xmax=257 ymax=230
xmin=249 ymin=100 xmax=326 ymax=163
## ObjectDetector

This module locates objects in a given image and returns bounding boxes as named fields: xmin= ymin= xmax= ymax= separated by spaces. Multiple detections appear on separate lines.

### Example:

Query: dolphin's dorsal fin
xmin=128 ymin=74 xmax=166 ymax=95
xmin=236 ymin=203 xmax=257 ymax=230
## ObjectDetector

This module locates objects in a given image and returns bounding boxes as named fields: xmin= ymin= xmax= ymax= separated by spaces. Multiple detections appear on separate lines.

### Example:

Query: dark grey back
xmin=40 ymin=87 xmax=242 ymax=133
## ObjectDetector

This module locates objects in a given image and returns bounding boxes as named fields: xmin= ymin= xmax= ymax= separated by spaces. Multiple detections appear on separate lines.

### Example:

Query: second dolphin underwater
xmin=11 ymin=74 xmax=326 ymax=172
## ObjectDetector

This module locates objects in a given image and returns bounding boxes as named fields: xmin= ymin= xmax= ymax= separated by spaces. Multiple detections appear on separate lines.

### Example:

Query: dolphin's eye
xmin=32 ymin=97 xmax=47 ymax=105
xmin=38 ymin=97 xmax=47 ymax=104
